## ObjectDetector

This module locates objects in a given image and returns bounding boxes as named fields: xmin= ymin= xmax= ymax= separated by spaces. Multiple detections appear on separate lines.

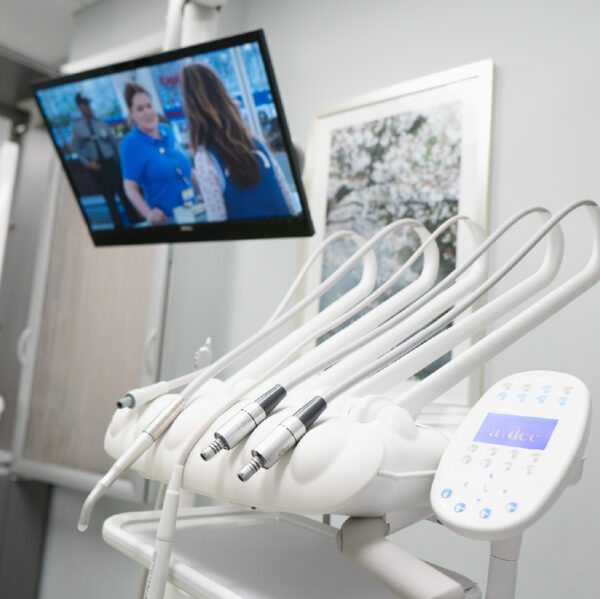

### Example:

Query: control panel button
xmin=506 ymin=502 xmax=518 ymax=513
xmin=536 ymin=395 xmax=547 ymax=404
xmin=461 ymin=455 xmax=472 ymax=465
xmin=525 ymin=465 xmax=535 ymax=476
xmin=531 ymin=453 xmax=540 ymax=463
xmin=487 ymin=447 xmax=498 ymax=457
xmin=454 ymin=503 xmax=466 ymax=513
xmin=479 ymin=508 xmax=491 ymax=519
xmin=481 ymin=458 xmax=492 ymax=468
xmin=441 ymin=489 xmax=453 ymax=499
xmin=517 ymin=393 xmax=527 ymax=402
xmin=558 ymin=397 xmax=568 ymax=406
xmin=496 ymin=392 xmax=507 ymax=400
xmin=467 ymin=444 xmax=479 ymax=453
xmin=502 ymin=461 xmax=513 ymax=471
xmin=509 ymin=450 xmax=519 ymax=460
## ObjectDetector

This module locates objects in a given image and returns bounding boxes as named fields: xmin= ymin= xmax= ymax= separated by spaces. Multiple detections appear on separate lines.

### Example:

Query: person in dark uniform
xmin=71 ymin=92 xmax=141 ymax=228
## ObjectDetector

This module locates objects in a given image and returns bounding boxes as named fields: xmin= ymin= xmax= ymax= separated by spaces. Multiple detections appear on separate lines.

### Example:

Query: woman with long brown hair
xmin=180 ymin=62 xmax=294 ymax=222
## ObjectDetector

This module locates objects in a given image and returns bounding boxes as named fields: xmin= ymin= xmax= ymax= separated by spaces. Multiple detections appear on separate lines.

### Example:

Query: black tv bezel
xmin=31 ymin=30 xmax=314 ymax=246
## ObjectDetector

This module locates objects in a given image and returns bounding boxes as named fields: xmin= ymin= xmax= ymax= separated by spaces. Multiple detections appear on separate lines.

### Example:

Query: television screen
xmin=32 ymin=30 xmax=313 ymax=246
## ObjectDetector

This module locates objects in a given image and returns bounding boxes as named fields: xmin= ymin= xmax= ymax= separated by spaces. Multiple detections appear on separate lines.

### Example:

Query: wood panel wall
xmin=22 ymin=179 xmax=158 ymax=473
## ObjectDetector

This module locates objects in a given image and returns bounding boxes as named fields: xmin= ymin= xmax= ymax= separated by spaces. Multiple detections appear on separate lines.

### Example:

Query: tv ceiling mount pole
xmin=164 ymin=0 xmax=229 ymax=50
xmin=154 ymin=0 xmax=230 ymax=379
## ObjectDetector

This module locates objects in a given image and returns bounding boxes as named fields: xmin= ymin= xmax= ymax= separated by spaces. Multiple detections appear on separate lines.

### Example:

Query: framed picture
xmin=303 ymin=60 xmax=494 ymax=406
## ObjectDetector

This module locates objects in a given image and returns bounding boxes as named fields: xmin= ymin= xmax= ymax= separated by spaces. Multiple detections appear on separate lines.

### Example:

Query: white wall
xmin=40 ymin=0 xmax=600 ymax=598
xmin=237 ymin=2 xmax=600 ymax=596
xmin=69 ymin=0 xmax=168 ymax=59
xmin=0 ymin=0 xmax=73 ymax=66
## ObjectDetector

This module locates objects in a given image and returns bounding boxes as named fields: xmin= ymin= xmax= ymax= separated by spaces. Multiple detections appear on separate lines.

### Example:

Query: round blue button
xmin=479 ymin=508 xmax=491 ymax=519
xmin=441 ymin=489 xmax=453 ymax=499
xmin=454 ymin=503 xmax=466 ymax=513
xmin=506 ymin=502 xmax=518 ymax=513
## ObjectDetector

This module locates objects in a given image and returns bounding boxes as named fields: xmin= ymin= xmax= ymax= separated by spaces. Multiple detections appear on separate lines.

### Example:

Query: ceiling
xmin=0 ymin=0 xmax=105 ymax=123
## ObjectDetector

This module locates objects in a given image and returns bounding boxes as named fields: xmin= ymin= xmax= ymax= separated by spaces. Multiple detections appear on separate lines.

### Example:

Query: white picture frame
xmin=302 ymin=60 xmax=494 ymax=406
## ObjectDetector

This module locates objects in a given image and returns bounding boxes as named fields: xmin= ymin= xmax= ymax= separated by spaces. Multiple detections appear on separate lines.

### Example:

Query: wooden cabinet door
xmin=12 ymin=159 xmax=167 ymax=496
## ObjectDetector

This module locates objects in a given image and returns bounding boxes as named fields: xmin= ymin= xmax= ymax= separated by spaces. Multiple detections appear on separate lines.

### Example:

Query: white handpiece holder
xmin=267 ymin=218 xmax=484 ymax=396
xmin=398 ymin=201 xmax=600 ymax=417
xmin=174 ymin=228 xmax=380 ymax=406
xmin=295 ymin=205 xmax=556 ymax=399
xmin=229 ymin=219 xmax=438 ymax=386
xmin=353 ymin=209 xmax=563 ymax=397
xmin=118 ymin=230 xmax=374 ymax=409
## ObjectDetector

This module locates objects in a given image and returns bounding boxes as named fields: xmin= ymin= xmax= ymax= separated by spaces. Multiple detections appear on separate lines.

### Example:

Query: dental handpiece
xmin=237 ymin=396 xmax=326 ymax=481
xmin=237 ymin=203 xmax=572 ymax=481
xmin=116 ymin=339 xmax=214 ymax=409
xmin=78 ymin=394 xmax=186 ymax=531
xmin=201 ymin=385 xmax=287 ymax=460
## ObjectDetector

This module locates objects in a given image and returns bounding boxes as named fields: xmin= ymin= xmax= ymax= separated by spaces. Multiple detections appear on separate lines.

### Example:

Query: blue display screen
xmin=473 ymin=413 xmax=558 ymax=450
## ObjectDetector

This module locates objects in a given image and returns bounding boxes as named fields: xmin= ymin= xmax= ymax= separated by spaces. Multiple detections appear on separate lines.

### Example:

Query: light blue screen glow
xmin=474 ymin=413 xmax=558 ymax=450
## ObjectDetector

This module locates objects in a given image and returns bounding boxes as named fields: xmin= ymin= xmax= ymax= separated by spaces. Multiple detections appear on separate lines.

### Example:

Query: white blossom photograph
xmin=305 ymin=61 xmax=493 ymax=398
xmin=320 ymin=101 xmax=463 ymax=312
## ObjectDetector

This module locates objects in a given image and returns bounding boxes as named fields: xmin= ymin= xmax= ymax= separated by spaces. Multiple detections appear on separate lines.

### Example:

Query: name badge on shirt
xmin=181 ymin=187 xmax=195 ymax=205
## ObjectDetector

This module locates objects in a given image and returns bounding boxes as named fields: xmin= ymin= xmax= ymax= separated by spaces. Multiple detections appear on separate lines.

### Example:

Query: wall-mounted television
xmin=32 ymin=30 xmax=314 ymax=246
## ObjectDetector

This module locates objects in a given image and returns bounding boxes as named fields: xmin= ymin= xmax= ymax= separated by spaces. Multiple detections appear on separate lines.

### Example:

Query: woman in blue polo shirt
xmin=179 ymin=63 xmax=295 ymax=222
xmin=120 ymin=82 xmax=195 ymax=226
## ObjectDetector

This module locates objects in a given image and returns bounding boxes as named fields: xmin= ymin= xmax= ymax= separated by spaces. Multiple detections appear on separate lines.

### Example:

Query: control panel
xmin=431 ymin=371 xmax=591 ymax=540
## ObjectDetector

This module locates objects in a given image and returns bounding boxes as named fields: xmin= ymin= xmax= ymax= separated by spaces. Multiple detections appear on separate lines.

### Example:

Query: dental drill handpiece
xmin=203 ymin=209 xmax=543 ymax=462
xmin=238 ymin=205 xmax=568 ymax=481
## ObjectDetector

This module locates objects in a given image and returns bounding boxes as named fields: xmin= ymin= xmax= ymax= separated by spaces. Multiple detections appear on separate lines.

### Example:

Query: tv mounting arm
xmin=164 ymin=0 xmax=230 ymax=50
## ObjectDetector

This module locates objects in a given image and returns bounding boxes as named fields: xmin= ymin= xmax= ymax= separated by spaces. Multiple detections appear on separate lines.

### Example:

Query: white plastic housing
xmin=105 ymin=384 xmax=448 ymax=519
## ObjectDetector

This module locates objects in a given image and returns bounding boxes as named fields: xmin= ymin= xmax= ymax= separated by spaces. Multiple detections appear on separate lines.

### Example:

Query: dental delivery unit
xmin=80 ymin=199 xmax=599 ymax=599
